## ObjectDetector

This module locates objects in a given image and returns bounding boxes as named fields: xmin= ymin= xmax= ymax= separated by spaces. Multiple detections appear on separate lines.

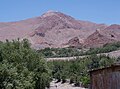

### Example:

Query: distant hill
xmin=0 ymin=10 xmax=120 ymax=49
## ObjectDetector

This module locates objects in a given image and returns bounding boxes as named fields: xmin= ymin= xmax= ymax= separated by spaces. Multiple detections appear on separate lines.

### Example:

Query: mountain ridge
xmin=0 ymin=11 xmax=119 ymax=49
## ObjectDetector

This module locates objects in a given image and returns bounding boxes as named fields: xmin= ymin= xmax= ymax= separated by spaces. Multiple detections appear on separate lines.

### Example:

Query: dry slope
xmin=0 ymin=11 xmax=120 ymax=49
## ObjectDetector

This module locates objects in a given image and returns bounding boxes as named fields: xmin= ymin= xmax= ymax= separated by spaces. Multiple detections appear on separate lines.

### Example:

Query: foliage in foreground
xmin=0 ymin=39 xmax=51 ymax=89
xmin=0 ymin=39 xmax=120 ymax=88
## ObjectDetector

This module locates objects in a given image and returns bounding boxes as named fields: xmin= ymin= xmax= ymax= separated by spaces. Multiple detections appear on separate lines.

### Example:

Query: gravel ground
xmin=49 ymin=80 xmax=86 ymax=89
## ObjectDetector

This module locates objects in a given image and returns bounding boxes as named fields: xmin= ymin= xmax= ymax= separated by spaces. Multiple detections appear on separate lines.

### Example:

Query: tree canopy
xmin=0 ymin=39 xmax=51 ymax=89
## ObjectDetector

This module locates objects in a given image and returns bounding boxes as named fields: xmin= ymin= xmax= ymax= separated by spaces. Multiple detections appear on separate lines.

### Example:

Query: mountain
xmin=84 ymin=24 xmax=120 ymax=48
xmin=0 ymin=10 xmax=119 ymax=49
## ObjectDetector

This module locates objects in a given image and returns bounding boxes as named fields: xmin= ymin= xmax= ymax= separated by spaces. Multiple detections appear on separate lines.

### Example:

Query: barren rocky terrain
xmin=0 ymin=11 xmax=120 ymax=49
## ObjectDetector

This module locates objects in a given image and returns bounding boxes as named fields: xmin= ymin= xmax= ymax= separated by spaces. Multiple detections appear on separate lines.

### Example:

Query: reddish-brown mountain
xmin=84 ymin=24 xmax=120 ymax=48
xmin=0 ymin=11 xmax=119 ymax=49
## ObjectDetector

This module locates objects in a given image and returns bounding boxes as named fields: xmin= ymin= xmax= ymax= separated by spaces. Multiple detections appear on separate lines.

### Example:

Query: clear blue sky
xmin=0 ymin=0 xmax=120 ymax=24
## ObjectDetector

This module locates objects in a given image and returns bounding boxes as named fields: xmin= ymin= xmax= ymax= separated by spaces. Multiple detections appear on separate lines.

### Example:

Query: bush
xmin=0 ymin=39 xmax=51 ymax=89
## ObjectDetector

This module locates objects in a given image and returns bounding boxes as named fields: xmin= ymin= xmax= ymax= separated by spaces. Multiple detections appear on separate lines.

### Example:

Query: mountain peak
xmin=42 ymin=10 xmax=59 ymax=18
xmin=46 ymin=10 xmax=58 ymax=13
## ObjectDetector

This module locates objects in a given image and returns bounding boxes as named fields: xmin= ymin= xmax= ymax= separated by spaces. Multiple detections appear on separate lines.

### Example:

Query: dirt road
xmin=46 ymin=50 xmax=120 ymax=61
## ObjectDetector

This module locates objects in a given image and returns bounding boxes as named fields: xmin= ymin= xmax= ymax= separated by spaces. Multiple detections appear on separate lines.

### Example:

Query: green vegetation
xmin=48 ymin=54 xmax=117 ymax=87
xmin=85 ymin=42 xmax=120 ymax=55
xmin=38 ymin=42 xmax=120 ymax=58
xmin=38 ymin=47 xmax=82 ymax=58
xmin=0 ymin=39 xmax=51 ymax=89
xmin=1 ymin=39 xmax=120 ymax=88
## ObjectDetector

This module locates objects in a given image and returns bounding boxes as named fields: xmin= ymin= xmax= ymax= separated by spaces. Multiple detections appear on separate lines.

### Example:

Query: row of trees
xmin=38 ymin=42 xmax=120 ymax=58
xmin=85 ymin=42 xmax=120 ymax=55
xmin=0 ymin=39 xmax=51 ymax=89
xmin=38 ymin=47 xmax=81 ymax=58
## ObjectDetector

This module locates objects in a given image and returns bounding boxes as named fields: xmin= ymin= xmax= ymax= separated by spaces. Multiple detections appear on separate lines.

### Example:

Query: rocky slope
xmin=0 ymin=11 xmax=119 ymax=49
xmin=84 ymin=24 xmax=120 ymax=48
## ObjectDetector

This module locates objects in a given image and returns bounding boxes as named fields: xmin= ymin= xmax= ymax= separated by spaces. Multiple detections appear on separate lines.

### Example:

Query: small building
xmin=90 ymin=64 xmax=120 ymax=89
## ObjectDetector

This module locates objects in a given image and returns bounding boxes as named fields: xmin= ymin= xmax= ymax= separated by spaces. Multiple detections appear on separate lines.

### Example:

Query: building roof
xmin=89 ymin=64 xmax=120 ymax=73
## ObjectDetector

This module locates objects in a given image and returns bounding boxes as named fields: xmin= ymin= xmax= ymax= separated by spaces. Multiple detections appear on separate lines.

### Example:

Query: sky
xmin=0 ymin=0 xmax=120 ymax=24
